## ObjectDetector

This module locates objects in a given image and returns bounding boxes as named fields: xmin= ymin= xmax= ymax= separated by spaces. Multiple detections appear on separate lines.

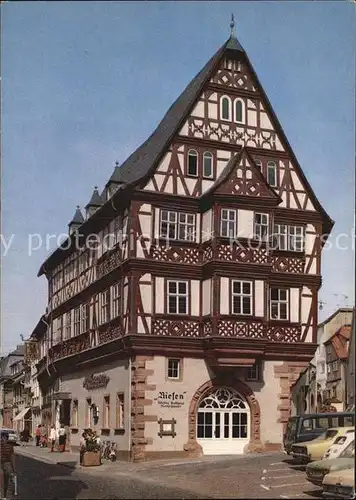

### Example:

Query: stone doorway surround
xmin=184 ymin=376 xmax=262 ymax=457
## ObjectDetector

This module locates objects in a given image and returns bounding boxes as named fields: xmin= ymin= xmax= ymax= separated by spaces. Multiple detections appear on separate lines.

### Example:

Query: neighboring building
xmin=324 ymin=325 xmax=351 ymax=411
xmin=0 ymin=345 xmax=25 ymax=428
xmin=35 ymin=28 xmax=333 ymax=460
xmin=11 ymin=358 xmax=32 ymax=433
xmin=346 ymin=308 xmax=355 ymax=410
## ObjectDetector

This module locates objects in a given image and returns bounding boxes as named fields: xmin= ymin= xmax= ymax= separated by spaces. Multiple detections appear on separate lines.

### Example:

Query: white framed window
xmin=100 ymin=289 xmax=110 ymax=324
xmin=288 ymin=226 xmax=304 ymax=252
xmin=254 ymin=213 xmax=269 ymax=241
xmin=159 ymin=210 xmax=195 ymax=241
xmin=111 ymin=283 xmax=121 ymax=318
xmin=187 ymin=149 xmax=198 ymax=176
xmin=86 ymin=398 xmax=92 ymax=429
xmin=247 ymin=362 xmax=260 ymax=381
xmin=167 ymin=281 xmax=188 ymax=315
xmin=220 ymin=209 xmax=237 ymax=238
xmin=103 ymin=395 xmax=110 ymax=428
xmin=203 ymin=152 xmax=213 ymax=178
xmin=71 ymin=399 xmax=78 ymax=428
xmin=116 ymin=393 xmax=124 ymax=429
xmin=220 ymin=95 xmax=232 ymax=121
xmin=80 ymin=303 xmax=89 ymax=334
xmin=267 ymin=161 xmax=277 ymax=187
xmin=270 ymin=288 xmax=288 ymax=320
xmin=167 ymin=359 xmax=181 ymax=380
xmin=74 ymin=307 xmax=81 ymax=336
xmin=234 ymin=98 xmax=245 ymax=123
xmin=64 ymin=311 xmax=71 ymax=340
xmin=273 ymin=224 xmax=288 ymax=250
xmin=232 ymin=281 xmax=252 ymax=315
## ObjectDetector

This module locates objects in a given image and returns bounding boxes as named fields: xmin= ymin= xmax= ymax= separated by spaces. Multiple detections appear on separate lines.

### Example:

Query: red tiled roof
xmin=330 ymin=326 xmax=351 ymax=360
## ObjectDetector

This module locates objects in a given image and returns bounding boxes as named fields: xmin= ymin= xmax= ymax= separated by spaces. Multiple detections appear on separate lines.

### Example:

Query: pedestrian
xmin=35 ymin=425 xmax=41 ymax=446
xmin=21 ymin=426 xmax=30 ymax=446
xmin=40 ymin=424 xmax=47 ymax=448
xmin=58 ymin=424 xmax=67 ymax=453
xmin=49 ymin=425 xmax=57 ymax=453
xmin=0 ymin=432 xmax=16 ymax=499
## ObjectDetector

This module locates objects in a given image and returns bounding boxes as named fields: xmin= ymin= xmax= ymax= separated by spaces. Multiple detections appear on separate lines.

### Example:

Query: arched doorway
xmin=196 ymin=387 xmax=250 ymax=455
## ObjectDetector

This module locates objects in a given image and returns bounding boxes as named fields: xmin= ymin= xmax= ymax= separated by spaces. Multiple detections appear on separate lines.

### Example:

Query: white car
xmin=0 ymin=427 xmax=18 ymax=443
xmin=323 ymin=429 xmax=355 ymax=460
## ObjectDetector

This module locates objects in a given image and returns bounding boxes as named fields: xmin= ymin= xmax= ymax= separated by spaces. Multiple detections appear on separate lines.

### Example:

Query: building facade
xmin=0 ymin=345 xmax=25 ymax=429
xmin=35 ymin=31 xmax=333 ymax=460
xmin=324 ymin=326 xmax=351 ymax=411
xmin=346 ymin=308 xmax=355 ymax=410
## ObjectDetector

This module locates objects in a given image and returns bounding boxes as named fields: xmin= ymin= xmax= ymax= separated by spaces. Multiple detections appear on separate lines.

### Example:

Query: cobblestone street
xmin=15 ymin=446 xmax=323 ymax=499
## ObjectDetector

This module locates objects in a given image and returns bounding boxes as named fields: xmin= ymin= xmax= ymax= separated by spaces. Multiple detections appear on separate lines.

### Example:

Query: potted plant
xmin=80 ymin=429 xmax=101 ymax=467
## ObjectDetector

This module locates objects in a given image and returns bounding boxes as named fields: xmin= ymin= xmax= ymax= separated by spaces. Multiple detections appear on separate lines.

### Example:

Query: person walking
xmin=21 ymin=427 xmax=30 ymax=446
xmin=35 ymin=425 xmax=41 ymax=446
xmin=49 ymin=425 xmax=57 ymax=453
xmin=0 ymin=432 xmax=16 ymax=499
xmin=58 ymin=424 xmax=67 ymax=453
xmin=40 ymin=424 xmax=47 ymax=448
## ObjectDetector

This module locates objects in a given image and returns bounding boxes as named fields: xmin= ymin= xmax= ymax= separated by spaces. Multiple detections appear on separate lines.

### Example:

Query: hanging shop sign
xmin=83 ymin=373 xmax=110 ymax=390
xmin=154 ymin=391 xmax=187 ymax=409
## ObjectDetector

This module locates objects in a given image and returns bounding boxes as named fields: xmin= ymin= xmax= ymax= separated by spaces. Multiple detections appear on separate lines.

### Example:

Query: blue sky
xmin=1 ymin=1 xmax=355 ymax=354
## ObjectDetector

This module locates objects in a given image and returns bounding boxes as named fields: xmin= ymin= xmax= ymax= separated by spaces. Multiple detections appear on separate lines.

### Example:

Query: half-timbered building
xmin=35 ymin=28 xmax=333 ymax=460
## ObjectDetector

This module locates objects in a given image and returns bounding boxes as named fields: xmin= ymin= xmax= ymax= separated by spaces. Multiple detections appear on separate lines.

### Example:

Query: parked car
xmin=284 ymin=412 xmax=354 ymax=454
xmin=323 ymin=430 xmax=354 ymax=460
xmin=291 ymin=427 xmax=354 ymax=463
xmin=306 ymin=439 xmax=354 ymax=486
xmin=0 ymin=427 xmax=18 ymax=443
xmin=322 ymin=467 xmax=355 ymax=499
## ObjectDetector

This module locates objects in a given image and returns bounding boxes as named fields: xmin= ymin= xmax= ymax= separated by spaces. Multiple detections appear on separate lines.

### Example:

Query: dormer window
xmin=203 ymin=152 xmax=213 ymax=178
xmin=187 ymin=150 xmax=198 ymax=176
xmin=267 ymin=161 xmax=277 ymax=187
xmin=220 ymin=96 xmax=232 ymax=121
xmin=234 ymin=98 xmax=245 ymax=124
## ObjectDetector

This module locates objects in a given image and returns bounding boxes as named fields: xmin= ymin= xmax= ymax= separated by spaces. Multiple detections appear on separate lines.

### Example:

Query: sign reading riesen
xmin=154 ymin=391 xmax=187 ymax=408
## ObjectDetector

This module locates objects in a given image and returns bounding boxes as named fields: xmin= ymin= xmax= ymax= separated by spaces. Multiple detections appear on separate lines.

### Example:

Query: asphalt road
xmin=14 ymin=454 xmax=207 ymax=499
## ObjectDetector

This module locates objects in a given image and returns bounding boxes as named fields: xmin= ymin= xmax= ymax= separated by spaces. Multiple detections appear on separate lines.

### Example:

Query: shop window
xmin=71 ymin=399 xmax=78 ymax=428
xmin=116 ymin=393 xmax=124 ymax=430
xmin=103 ymin=396 xmax=110 ymax=429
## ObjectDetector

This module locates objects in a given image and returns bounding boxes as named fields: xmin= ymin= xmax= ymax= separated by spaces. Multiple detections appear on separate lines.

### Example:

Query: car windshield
xmin=340 ymin=440 xmax=355 ymax=459
xmin=315 ymin=429 xmax=338 ymax=441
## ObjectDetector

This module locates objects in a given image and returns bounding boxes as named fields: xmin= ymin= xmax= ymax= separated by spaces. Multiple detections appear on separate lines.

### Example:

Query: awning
xmin=13 ymin=407 xmax=30 ymax=421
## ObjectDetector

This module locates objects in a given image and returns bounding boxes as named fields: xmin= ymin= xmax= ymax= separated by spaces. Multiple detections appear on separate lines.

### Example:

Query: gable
xmin=213 ymin=149 xmax=280 ymax=199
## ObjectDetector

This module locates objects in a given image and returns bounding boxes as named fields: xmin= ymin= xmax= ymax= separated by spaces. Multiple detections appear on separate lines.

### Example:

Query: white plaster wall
xmin=144 ymin=357 xmax=213 ymax=453
xmin=290 ymin=288 xmax=300 ymax=323
xmin=202 ymin=279 xmax=211 ymax=316
xmin=247 ymin=109 xmax=257 ymax=127
xmin=238 ymin=209 xmax=254 ymax=239
xmin=260 ymin=112 xmax=273 ymax=130
xmin=154 ymin=208 xmax=160 ymax=239
xmin=140 ymin=279 xmax=152 ymax=314
xmin=192 ymin=100 xmax=205 ymax=118
xmin=220 ymin=277 xmax=229 ymax=315
xmin=60 ymin=359 xmax=130 ymax=450
xmin=255 ymin=281 xmax=264 ymax=317
xmin=301 ymin=286 xmax=312 ymax=324
xmin=154 ymin=277 xmax=165 ymax=314
xmin=250 ymin=360 xmax=284 ymax=445
xmin=191 ymin=281 xmax=200 ymax=316
xmin=156 ymin=153 xmax=171 ymax=173
xmin=202 ymin=210 xmax=212 ymax=242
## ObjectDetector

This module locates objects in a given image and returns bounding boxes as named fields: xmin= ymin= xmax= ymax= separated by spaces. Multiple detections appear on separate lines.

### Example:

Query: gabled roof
xmin=327 ymin=325 xmax=351 ymax=360
xmin=203 ymin=147 xmax=282 ymax=202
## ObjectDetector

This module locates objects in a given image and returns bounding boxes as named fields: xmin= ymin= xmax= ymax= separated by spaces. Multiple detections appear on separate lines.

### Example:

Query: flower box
xmin=82 ymin=451 xmax=101 ymax=467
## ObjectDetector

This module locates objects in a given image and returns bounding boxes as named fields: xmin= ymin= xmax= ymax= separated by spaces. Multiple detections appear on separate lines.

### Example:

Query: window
xmin=316 ymin=417 xmax=329 ymax=429
xmin=167 ymin=359 xmax=180 ymax=380
xmin=270 ymin=288 xmax=288 ymax=320
xmin=273 ymin=224 xmax=287 ymax=251
xmin=327 ymin=364 xmax=331 ymax=374
xmin=254 ymin=213 xmax=269 ymax=241
xmin=267 ymin=161 xmax=277 ymax=187
xmin=86 ymin=398 xmax=92 ymax=428
xmin=220 ymin=209 xmax=237 ymax=238
xmin=159 ymin=210 xmax=196 ymax=241
xmin=64 ymin=311 xmax=71 ymax=340
xmin=332 ymin=361 xmax=338 ymax=372
xmin=74 ymin=307 xmax=81 ymax=336
xmin=319 ymin=362 xmax=325 ymax=374
xmin=289 ymin=226 xmax=304 ymax=252
xmin=234 ymin=98 xmax=245 ymax=123
xmin=100 ymin=289 xmax=110 ymax=324
xmin=103 ymin=396 xmax=110 ymax=429
xmin=167 ymin=281 xmax=188 ymax=314
xmin=220 ymin=96 xmax=231 ymax=121
xmin=203 ymin=152 xmax=213 ymax=178
xmin=116 ymin=393 xmax=124 ymax=429
xmin=72 ymin=399 xmax=78 ymax=428
xmin=232 ymin=281 xmax=252 ymax=315
xmin=187 ymin=149 xmax=198 ymax=176
xmin=111 ymin=283 xmax=121 ymax=318
xmin=80 ymin=303 xmax=89 ymax=334
xmin=247 ymin=362 xmax=260 ymax=381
